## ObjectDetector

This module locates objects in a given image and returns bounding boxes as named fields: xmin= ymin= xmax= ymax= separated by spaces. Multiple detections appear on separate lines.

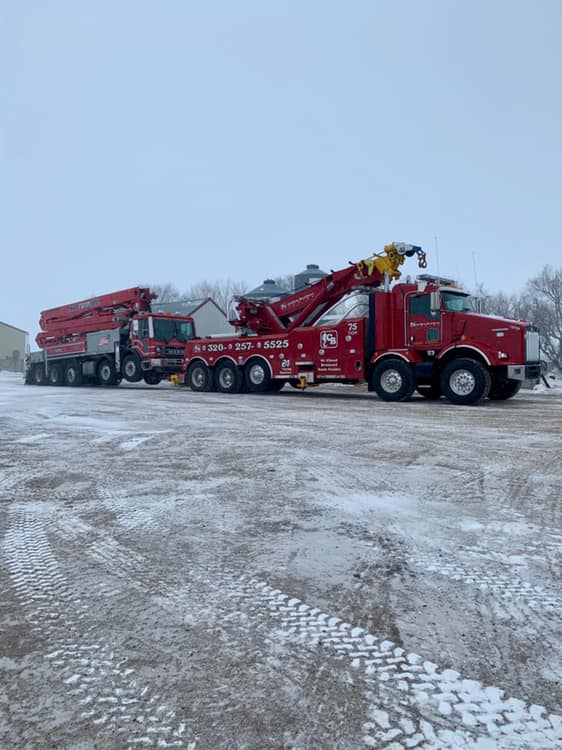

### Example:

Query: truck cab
xmin=370 ymin=277 xmax=542 ymax=403
xmin=117 ymin=314 xmax=194 ymax=384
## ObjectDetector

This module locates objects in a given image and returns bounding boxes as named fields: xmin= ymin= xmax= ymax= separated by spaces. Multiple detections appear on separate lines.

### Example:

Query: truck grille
xmin=525 ymin=329 xmax=540 ymax=362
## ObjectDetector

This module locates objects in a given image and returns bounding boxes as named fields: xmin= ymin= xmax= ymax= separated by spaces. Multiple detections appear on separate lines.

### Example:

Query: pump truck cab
xmin=26 ymin=287 xmax=194 ymax=387
xmin=182 ymin=243 xmax=542 ymax=405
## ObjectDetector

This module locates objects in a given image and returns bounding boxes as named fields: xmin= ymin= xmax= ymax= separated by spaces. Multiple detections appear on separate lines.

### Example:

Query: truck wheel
xmin=144 ymin=372 xmax=162 ymax=385
xmin=215 ymin=361 xmax=243 ymax=394
xmin=245 ymin=358 xmax=272 ymax=393
xmin=122 ymin=354 xmax=143 ymax=382
xmin=372 ymin=358 xmax=415 ymax=402
xmin=48 ymin=363 xmax=64 ymax=386
xmin=488 ymin=377 xmax=521 ymax=400
xmin=32 ymin=365 xmax=46 ymax=385
xmin=440 ymin=358 xmax=491 ymax=405
xmin=65 ymin=361 xmax=83 ymax=387
xmin=98 ymin=358 xmax=118 ymax=386
xmin=416 ymin=383 xmax=442 ymax=399
xmin=186 ymin=361 xmax=214 ymax=392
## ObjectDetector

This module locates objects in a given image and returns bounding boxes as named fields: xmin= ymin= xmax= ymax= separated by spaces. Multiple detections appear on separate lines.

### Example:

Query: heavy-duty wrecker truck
xmin=25 ymin=287 xmax=194 ymax=387
xmin=181 ymin=242 xmax=542 ymax=405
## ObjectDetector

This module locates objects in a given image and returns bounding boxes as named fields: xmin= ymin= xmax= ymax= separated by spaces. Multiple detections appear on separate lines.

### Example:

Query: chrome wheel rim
xmin=380 ymin=369 xmax=402 ymax=394
xmin=249 ymin=364 xmax=265 ymax=386
xmin=449 ymin=369 xmax=476 ymax=396
xmin=192 ymin=367 xmax=206 ymax=387
xmin=219 ymin=368 xmax=234 ymax=389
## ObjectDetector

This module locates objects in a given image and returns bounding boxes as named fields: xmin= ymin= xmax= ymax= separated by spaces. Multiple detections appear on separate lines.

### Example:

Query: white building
xmin=0 ymin=321 xmax=28 ymax=372
xmin=153 ymin=298 xmax=234 ymax=337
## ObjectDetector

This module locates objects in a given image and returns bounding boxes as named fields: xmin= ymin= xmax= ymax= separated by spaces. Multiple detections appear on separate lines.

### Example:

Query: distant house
xmin=0 ymin=321 xmax=28 ymax=372
xmin=244 ymin=279 xmax=290 ymax=303
xmin=293 ymin=263 xmax=328 ymax=292
xmin=152 ymin=298 xmax=234 ymax=337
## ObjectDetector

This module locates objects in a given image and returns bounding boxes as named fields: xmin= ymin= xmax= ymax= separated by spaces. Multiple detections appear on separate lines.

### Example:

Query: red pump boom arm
xmin=36 ymin=287 xmax=156 ymax=348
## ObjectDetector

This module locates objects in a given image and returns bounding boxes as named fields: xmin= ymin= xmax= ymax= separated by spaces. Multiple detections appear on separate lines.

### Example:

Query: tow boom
xmin=231 ymin=242 xmax=426 ymax=335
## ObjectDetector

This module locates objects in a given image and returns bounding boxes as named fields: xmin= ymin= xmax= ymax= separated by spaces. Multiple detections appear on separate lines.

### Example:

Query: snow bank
xmin=533 ymin=373 xmax=562 ymax=393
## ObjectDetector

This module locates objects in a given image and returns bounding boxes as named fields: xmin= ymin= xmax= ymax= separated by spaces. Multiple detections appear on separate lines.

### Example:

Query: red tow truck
xmin=26 ymin=287 xmax=194 ymax=387
xmin=181 ymin=243 xmax=542 ymax=405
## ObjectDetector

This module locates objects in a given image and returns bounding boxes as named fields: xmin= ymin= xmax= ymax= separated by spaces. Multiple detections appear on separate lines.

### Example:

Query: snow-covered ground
xmin=1 ymin=371 xmax=561 ymax=749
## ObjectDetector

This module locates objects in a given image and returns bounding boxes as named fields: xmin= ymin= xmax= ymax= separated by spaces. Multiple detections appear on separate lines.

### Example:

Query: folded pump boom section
xmin=36 ymin=287 xmax=156 ymax=348
xmin=230 ymin=242 xmax=427 ymax=336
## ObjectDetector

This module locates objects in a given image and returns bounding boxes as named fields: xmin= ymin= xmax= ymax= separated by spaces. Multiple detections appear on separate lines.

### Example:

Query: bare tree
xmin=183 ymin=279 xmax=248 ymax=315
xmin=274 ymin=274 xmax=294 ymax=293
xmin=471 ymin=284 xmax=518 ymax=317
xmin=522 ymin=266 xmax=562 ymax=369
xmin=141 ymin=282 xmax=182 ymax=303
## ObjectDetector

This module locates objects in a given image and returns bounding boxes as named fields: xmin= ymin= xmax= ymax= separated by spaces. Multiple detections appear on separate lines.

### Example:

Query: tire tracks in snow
xmin=299 ymin=456 xmax=561 ymax=624
xmin=409 ymin=551 xmax=559 ymax=612
xmin=33 ymin=504 xmax=562 ymax=749
xmin=3 ymin=507 xmax=196 ymax=749
xmin=205 ymin=572 xmax=562 ymax=749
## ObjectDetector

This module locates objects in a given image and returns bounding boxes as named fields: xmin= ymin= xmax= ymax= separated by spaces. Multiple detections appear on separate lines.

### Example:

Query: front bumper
xmin=143 ymin=358 xmax=183 ymax=372
xmin=507 ymin=362 xmax=543 ymax=381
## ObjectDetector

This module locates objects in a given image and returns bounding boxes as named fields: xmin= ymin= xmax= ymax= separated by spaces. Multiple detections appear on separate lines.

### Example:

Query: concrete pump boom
xmin=36 ymin=287 xmax=156 ymax=347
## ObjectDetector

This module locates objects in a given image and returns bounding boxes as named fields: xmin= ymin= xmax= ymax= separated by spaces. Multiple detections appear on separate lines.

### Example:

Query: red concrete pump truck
xmin=25 ymin=287 xmax=194 ymax=387
xmin=182 ymin=243 xmax=542 ymax=405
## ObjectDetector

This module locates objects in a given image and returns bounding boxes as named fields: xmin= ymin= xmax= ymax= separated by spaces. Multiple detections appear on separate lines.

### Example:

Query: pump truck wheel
xmin=372 ymin=358 xmax=415 ymax=402
xmin=48 ymin=363 xmax=64 ymax=386
xmin=98 ymin=358 xmax=118 ymax=387
xmin=186 ymin=361 xmax=214 ymax=392
xmin=65 ymin=360 xmax=83 ymax=387
xmin=32 ymin=365 xmax=46 ymax=385
xmin=215 ymin=360 xmax=243 ymax=394
xmin=245 ymin=358 xmax=272 ymax=393
xmin=122 ymin=353 xmax=143 ymax=382
xmin=440 ymin=358 xmax=491 ymax=405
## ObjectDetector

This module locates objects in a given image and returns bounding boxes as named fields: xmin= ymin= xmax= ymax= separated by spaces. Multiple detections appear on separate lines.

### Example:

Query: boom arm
xmin=231 ymin=243 xmax=426 ymax=335
xmin=36 ymin=287 xmax=156 ymax=348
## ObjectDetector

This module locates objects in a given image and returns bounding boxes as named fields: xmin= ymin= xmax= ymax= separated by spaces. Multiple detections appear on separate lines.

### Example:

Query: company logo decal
xmin=320 ymin=330 xmax=338 ymax=348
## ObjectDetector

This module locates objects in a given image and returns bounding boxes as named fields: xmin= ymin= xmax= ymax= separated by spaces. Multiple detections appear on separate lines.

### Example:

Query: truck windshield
xmin=152 ymin=318 xmax=194 ymax=343
xmin=442 ymin=292 xmax=472 ymax=312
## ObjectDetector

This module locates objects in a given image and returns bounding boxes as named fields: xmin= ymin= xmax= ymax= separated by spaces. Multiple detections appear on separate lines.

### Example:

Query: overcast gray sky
xmin=1 ymin=1 xmax=561 ymax=343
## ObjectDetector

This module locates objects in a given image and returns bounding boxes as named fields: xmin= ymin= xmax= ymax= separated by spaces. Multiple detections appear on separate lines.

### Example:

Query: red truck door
xmin=406 ymin=292 xmax=442 ymax=348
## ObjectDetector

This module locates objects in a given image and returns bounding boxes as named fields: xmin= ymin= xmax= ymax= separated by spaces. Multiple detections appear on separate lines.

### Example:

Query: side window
xmin=137 ymin=318 xmax=149 ymax=338
xmin=410 ymin=295 xmax=440 ymax=320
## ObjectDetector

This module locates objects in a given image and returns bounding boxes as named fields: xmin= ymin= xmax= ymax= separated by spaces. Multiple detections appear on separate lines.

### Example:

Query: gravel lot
xmin=1 ymin=372 xmax=561 ymax=749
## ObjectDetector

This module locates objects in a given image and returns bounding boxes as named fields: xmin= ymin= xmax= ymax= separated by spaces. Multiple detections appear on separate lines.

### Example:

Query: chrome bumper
xmin=507 ymin=362 xmax=543 ymax=381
